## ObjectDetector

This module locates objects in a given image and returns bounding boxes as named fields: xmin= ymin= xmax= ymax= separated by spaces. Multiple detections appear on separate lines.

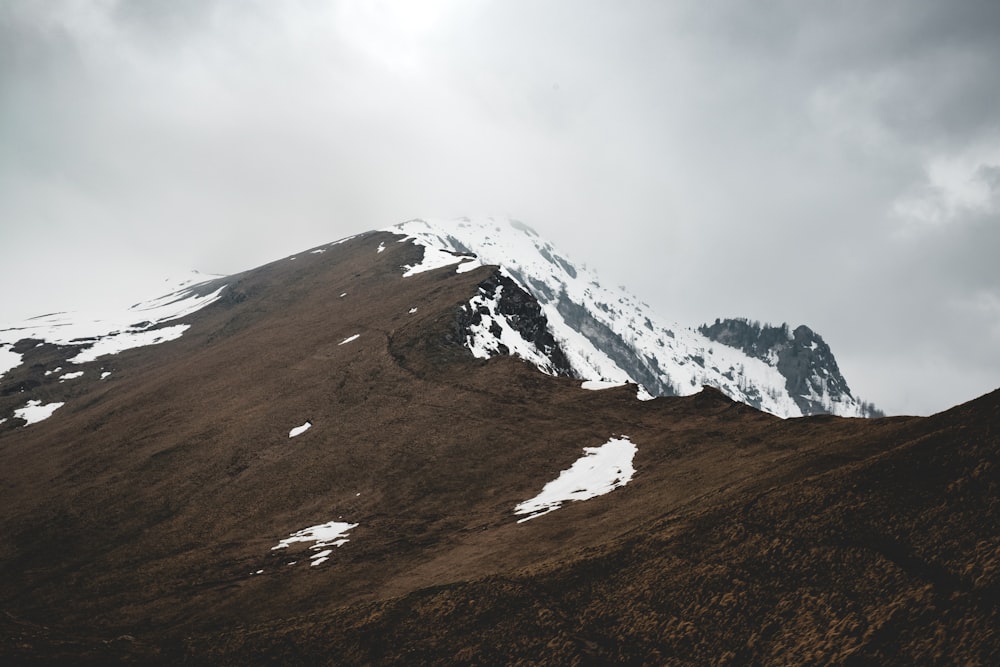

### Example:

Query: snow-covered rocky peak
xmin=386 ymin=217 xmax=878 ymax=418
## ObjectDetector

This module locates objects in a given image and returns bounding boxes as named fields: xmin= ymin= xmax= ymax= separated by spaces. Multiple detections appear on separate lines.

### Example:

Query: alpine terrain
xmin=0 ymin=218 xmax=996 ymax=665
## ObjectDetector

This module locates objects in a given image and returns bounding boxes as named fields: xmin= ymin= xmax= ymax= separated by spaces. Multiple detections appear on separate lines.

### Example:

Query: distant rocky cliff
xmin=699 ymin=317 xmax=883 ymax=417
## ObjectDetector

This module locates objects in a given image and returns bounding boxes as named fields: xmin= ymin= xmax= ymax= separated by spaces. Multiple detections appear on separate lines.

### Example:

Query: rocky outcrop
xmin=700 ymin=318 xmax=883 ymax=417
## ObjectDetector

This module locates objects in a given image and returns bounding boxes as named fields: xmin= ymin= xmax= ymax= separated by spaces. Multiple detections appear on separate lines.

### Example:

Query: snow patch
xmin=581 ymin=380 xmax=626 ymax=391
xmin=14 ymin=400 xmax=65 ymax=426
xmin=408 ymin=307 xmax=418 ymax=314
xmin=401 ymin=246 xmax=470 ymax=276
xmin=100 ymin=372 xmax=112 ymax=380
xmin=310 ymin=249 xmax=326 ymax=254
xmin=288 ymin=421 xmax=312 ymax=438
xmin=0 ymin=345 xmax=22 ymax=380
xmin=514 ymin=436 xmax=637 ymax=522
xmin=377 ymin=242 xmax=386 ymax=253
xmin=328 ymin=234 xmax=359 ymax=246
xmin=59 ymin=371 xmax=84 ymax=381
xmin=69 ymin=325 xmax=190 ymax=363
xmin=1 ymin=282 xmax=226 ymax=368
xmin=272 ymin=520 xmax=358 ymax=567
xmin=338 ymin=334 xmax=360 ymax=345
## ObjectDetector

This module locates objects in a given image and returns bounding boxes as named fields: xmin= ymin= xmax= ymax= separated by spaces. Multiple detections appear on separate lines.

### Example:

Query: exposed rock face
xmin=454 ymin=271 xmax=574 ymax=377
xmin=700 ymin=317 xmax=884 ymax=417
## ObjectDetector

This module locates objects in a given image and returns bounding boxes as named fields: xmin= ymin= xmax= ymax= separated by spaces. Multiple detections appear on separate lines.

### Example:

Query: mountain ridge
xmin=383 ymin=217 xmax=879 ymax=418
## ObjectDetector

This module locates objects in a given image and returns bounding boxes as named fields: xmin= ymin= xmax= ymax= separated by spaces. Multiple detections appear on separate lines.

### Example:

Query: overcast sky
xmin=2 ymin=0 xmax=999 ymax=416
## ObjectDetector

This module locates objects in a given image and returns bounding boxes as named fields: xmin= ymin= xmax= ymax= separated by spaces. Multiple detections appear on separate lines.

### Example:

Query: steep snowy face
xmin=386 ymin=217 xmax=876 ymax=418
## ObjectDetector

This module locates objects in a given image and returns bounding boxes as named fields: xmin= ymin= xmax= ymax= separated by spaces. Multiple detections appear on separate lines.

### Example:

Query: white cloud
xmin=892 ymin=146 xmax=1000 ymax=230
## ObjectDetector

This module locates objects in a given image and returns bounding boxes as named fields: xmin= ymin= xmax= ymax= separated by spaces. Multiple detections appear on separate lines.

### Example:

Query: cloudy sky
xmin=2 ymin=0 xmax=999 ymax=415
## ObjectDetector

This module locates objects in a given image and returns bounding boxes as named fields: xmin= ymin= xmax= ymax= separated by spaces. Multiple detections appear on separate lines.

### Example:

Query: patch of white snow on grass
xmin=377 ymin=242 xmax=386 ymax=253
xmin=311 ymin=249 xmax=326 ymax=254
xmin=455 ymin=259 xmax=482 ymax=273
xmin=408 ymin=307 xmax=418 ymax=314
xmin=288 ymin=421 xmax=312 ymax=438
xmin=0 ymin=345 xmax=22 ymax=380
xmin=581 ymin=380 xmax=626 ymax=390
xmin=14 ymin=400 xmax=65 ymax=426
xmin=59 ymin=371 xmax=84 ymax=381
xmin=100 ymin=372 xmax=112 ymax=380
xmin=338 ymin=334 xmax=360 ymax=345
xmin=272 ymin=520 xmax=358 ymax=567
xmin=328 ymin=234 xmax=359 ymax=247
xmin=69 ymin=325 xmax=190 ymax=363
xmin=514 ymin=436 xmax=637 ymax=523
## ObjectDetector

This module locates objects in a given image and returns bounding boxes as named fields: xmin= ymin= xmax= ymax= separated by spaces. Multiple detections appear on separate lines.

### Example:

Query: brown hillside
xmin=1 ymin=232 xmax=997 ymax=664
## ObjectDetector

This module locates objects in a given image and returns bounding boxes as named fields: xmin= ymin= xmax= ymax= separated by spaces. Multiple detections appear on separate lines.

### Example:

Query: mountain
xmin=699 ymin=317 xmax=884 ymax=417
xmin=0 ymin=225 xmax=996 ymax=665
xmin=383 ymin=217 xmax=878 ymax=417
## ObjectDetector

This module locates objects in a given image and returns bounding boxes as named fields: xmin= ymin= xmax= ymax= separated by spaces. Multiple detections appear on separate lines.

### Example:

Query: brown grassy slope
xmin=184 ymin=389 xmax=1000 ymax=666
xmin=0 ymin=231 xmax=996 ymax=664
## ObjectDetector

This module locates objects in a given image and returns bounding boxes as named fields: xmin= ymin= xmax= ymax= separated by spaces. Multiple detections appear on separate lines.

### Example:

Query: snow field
xmin=0 ymin=345 xmax=22 ymax=381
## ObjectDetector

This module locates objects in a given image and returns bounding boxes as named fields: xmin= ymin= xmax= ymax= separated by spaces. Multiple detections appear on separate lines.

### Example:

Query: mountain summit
xmin=382 ymin=217 xmax=878 ymax=417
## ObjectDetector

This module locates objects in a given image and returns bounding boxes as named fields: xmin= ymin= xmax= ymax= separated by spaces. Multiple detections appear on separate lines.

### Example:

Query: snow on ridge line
xmin=582 ymin=380 xmax=626 ymax=390
xmin=514 ymin=436 xmax=637 ymax=523
xmin=381 ymin=217 xmax=870 ymax=418
xmin=0 ymin=282 xmax=228 ymax=376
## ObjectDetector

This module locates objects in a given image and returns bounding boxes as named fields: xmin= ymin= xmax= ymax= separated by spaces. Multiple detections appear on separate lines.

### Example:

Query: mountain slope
xmin=0 ymin=226 xmax=994 ymax=665
xmin=384 ymin=217 xmax=877 ymax=417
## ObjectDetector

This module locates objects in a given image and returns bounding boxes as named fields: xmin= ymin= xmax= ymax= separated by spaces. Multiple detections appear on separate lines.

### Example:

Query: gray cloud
xmin=1 ymin=0 xmax=998 ymax=415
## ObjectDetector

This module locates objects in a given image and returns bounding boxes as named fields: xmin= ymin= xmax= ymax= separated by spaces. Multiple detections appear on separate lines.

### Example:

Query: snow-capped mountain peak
xmin=386 ymin=217 xmax=878 ymax=418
